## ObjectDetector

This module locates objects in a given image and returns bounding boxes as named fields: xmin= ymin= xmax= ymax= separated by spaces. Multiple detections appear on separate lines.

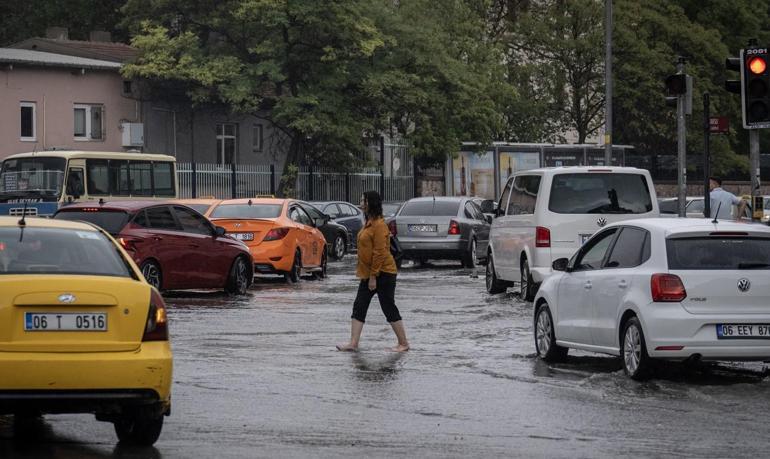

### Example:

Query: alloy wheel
xmin=235 ymin=258 xmax=249 ymax=293
xmin=485 ymin=258 xmax=494 ymax=291
xmin=536 ymin=308 xmax=552 ymax=357
xmin=471 ymin=240 xmax=477 ymax=266
xmin=334 ymin=236 xmax=345 ymax=260
xmin=142 ymin=263 xmax=161 ymax=289
xmin=624 ymin=324 xmax=642 ymax=375
xmin=521 ymin=261 xmax=530 ymax=298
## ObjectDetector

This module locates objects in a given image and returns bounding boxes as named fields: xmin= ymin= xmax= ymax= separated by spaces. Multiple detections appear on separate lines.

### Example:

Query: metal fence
xmin=177 ymin=163 xmax=275 ymax=199
xmin=297 ymin=166 xmax=414 ymax=202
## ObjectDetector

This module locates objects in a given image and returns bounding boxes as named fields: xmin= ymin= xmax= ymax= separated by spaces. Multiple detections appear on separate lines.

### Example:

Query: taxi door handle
xmin=584 ymin=281 xmax=592 ymax=290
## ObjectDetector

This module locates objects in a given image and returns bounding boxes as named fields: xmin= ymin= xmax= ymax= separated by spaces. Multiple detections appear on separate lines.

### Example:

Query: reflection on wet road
xmin=2 ymin=258 xmax=769 ymax=458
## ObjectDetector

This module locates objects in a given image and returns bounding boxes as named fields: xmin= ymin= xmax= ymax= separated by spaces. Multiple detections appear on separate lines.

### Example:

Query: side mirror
xmin=215 ymin=226 xmax=226 ymax=237
xmin=479 ymin=199 xmax=495 ymax=214
xmin=314 ymin=218 xmax=326 ymax=228
xmin=485 ymin=215 xmax=493 ymax=224
xmin=323 ymin=214 xmax=331 ymax=224
xmin=552 ymin=258 xmax=569 ymax=272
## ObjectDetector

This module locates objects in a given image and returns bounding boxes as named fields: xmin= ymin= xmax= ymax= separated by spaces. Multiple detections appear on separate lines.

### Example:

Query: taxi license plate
xmin=409 ymin=224 xmax=437 ymax=232
xmin=232 ymin=232 xmax=254 ymax=241
xmin=25 ymin=313 xmax=107 ymax=331
xmin=580 ymin=233 xmax=593 ymax=245
xmin=716 ymin=324 xmax=770 ymax=339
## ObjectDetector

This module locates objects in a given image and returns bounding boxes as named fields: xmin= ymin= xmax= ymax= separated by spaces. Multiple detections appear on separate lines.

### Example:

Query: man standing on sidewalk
xmin=709 ymin=176 xmax=747 ymax=220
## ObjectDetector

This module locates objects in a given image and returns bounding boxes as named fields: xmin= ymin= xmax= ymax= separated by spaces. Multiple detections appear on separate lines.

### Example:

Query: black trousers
xmin=351 ymin=272 xmax=402 ymax=323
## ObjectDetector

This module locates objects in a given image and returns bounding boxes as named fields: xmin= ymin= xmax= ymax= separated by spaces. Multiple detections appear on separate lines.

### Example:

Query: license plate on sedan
xmin=25 ymin=313 xmax=107 ymax=331
xmin=232 ymin=232 xmax=254 ymax=241
xmin=408 ymin=224 xmax=437 ymax=232
xmin=716 ymin=324 xmax=770 ymax=339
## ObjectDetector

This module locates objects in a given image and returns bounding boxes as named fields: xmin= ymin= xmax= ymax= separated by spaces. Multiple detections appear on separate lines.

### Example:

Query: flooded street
xmin=2 ymin=257 xmax=769 ymax=458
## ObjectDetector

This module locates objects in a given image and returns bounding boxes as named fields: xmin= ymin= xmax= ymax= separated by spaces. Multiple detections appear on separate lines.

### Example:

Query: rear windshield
xmin=183 ymin=204 xmax=211 ymax=215
xmin=54 ymin=210 xmax=130 ymax=235
xmin=210 ymin=204 xmax=282 ymax=219
xmin=399 ymin=201 xmax=460 ymax=217
xmin=667 ymin=237 xmax=770 ymax=270
xmin=0 ymin=227 xmax=132 ymax=277
xmin=549 ymin=173 xmax=653 ymax=214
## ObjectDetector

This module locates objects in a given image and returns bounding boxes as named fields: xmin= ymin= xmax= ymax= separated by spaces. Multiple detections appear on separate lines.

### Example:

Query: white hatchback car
xmin=533 ymin=218 xmax=770 ymax=379
xmin=484 ymin=167 xmax=659 ymax=300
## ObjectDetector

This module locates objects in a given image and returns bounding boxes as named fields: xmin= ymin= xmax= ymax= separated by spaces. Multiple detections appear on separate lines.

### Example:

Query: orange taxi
xmin=171 ymin=197 xmax=221 ymax=218
xmin=208 ymin=198 xmax=327 ymax=282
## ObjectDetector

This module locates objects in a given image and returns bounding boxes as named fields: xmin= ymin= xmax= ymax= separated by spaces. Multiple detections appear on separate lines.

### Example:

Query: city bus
xmin=0 ymin=151 xmax=177 ymax=216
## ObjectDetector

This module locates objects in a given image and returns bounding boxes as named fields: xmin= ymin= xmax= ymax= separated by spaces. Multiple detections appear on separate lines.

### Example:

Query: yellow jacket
xmin=356 ymin=217 xmax=397 ymax=279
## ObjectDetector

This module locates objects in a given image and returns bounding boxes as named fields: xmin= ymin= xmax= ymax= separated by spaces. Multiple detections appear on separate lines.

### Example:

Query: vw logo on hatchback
xmin=737 ymin=278 xmax=751 ymax=292
xmin=596 ymin=217 xmax=607 ymax=227
xmin=58 ymin=293 xmax=76 ymax=304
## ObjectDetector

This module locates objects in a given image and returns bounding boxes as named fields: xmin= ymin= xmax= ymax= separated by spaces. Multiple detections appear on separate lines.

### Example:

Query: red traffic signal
xmin=749 ymin=56 xmax=767 ymax=75
xmin=741 ymin=47 xmax=770 ymax=128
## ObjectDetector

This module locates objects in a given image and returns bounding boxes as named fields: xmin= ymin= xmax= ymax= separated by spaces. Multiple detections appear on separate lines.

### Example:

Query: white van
xmin=483 ymin=167 xmax=659 ymax=300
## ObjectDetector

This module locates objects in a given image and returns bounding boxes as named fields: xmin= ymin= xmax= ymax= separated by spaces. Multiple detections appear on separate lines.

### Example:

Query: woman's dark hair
xmin=362 ymin=190 xmax=383 ymax=220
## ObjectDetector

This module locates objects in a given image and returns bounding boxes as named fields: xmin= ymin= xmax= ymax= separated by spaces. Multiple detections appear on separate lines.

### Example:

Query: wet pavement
xmin=2 ymin=257 xmax=770 ymax=458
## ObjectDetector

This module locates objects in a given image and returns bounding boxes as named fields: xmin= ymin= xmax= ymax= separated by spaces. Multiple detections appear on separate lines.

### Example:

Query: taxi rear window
xmin=0 ymin=227 xmax=131 ymax=277
xmin=210 ymin=204 xmax=282 ymax=219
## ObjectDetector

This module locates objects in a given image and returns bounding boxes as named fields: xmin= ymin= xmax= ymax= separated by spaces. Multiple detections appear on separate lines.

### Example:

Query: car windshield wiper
xmin=738 ymin=263 xmax=770 ymax=269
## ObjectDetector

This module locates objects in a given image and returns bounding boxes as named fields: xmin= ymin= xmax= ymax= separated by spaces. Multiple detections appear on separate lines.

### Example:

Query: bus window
xmin=65 ymin=168 xmax=85 ymax=198
xmin=130 ymin=161 xmax=153 ymax=196
xmin=109 ymin=160 xmax=130 ymax=195
xmin=153 ymin=162 xmax=175 ymax=196
xmin=86 ymin=159 xmax=109 ymax=195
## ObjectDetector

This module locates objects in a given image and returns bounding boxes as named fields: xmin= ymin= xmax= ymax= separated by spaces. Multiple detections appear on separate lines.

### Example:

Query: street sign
xmin=709 ymin=116 xmax=729 ymax=134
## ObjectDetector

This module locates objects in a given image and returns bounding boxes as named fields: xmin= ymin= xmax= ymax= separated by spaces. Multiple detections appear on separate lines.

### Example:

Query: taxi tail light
xmin=536 ymin=226 xmax=551 ymax=247
xmin=142 ymin=288 xmax=169 ymax=341
xmin=388 ymin=220 xmax=397 ymax=236
xmin=651 ymin=273 xmax=687 ymax=302
xmin=264 ymin=227 xmax=289 ymax=241
xmin=448 ymin=220 xmax=461 ymax=235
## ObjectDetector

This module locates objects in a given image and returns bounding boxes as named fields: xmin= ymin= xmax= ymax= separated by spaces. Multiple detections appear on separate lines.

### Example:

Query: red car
xmin=53 ymin=201 xmax=253 ymax=294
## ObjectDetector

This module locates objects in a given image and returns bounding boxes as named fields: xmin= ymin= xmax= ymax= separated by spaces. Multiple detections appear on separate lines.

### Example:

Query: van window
xmin=508 ymin=175 xmax=541 ymax=215
xmin=499 ymin=178 xmax=513 ymax=215
xmin=549 ymin=173 xmax=652 ymax=214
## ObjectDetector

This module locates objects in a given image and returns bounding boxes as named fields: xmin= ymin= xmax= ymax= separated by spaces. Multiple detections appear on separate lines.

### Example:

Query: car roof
xmin=405 ymin=196 xmax=468 ymax=202
xmin=215 ymin=198 xmax=288 ymax=206
xmin=517 ymin=166 xmax=646 ymax=175
xmin=56 ymin=200 xmax=179 ymax=212
xmin=172 ymin=198 xmax=221 ymax=205
xmin=0 ymin=216 xmax=100 ymax=231
xmin=606 ymin=217 xmax=770 ymax=236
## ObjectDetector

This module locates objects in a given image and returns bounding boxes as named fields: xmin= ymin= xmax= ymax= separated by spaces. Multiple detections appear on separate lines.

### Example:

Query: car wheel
xmin=314 ymin=252 xmax=328 ymax=279
xmin=284 ymin=249 xmax=301 ymax=283
xmin=520 ymin=258 xmax=537 ymax=302
xmin=332 ymin=234 xmax=346 ymax=261
xmin=462 ymin=238 xmax=477 ymax=268
xmin=140 ymin=260 xmax=162 ymax=290
xmin=534 ymin=303 xmax=568 ymax=362
xmin=485 ymin=254 xmax=507 ymax=294
xmin=114 ymin=414 xmax=164 ymax=446
xmin=621 ymin=316 xmax=653 ymax=380
xmin=225 ymin=256 xmax=251 ymax=295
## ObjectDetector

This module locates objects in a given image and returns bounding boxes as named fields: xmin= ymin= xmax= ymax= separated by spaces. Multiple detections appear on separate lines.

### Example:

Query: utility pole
xmin=750 ymin=130 xmax=760 ymax=203
xmin=604 ymin=0 xmax=613 ymax=165
xmin=703 ymin=93 xmax=711 ymax=218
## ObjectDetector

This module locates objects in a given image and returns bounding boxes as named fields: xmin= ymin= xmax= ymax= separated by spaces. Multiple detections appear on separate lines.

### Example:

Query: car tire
xmin=462 ymin=238 xmax=478 ymax=268
xmin=225 ymin=256 xmax=251 ymax=295
xmin=114 ymin=414 xmax=164 ymax=446
xmin=534 ymin=303 xmax=568 ymax=362
xmin=520 ymin=258 xmax=537 ymax=302
xmin=331 ymin=234 xmax=346 ymax=261
xmin=621 ymin=316 xmax=653 ymax=380
xmin=284 ymin=249 xmax=301 ymax=283
xmin=485 ymin=253 xmax=507 ymax=294
xmin=140 ymin=260 xmax=162 ymax=290
xmin=314 ymin=252 xmax=328 ymax=279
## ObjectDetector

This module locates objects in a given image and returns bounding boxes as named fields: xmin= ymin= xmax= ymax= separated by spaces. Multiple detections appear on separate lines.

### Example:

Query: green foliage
xmin=278 ymin=163 xmax=298 ymax=198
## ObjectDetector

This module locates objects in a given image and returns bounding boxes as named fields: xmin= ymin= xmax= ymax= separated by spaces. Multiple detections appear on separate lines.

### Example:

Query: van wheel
xmin=140 ymin=261 xmax=162 ymax=290
xmin=621 ymin=317 xmax=653 ymax=380
xmin=485 ymin=254 xmax=507 ymax=294
xmin=114 ymin=414 xmax=164 ymax=446
xmin=521 ymin=259 xmax=537 ymax=302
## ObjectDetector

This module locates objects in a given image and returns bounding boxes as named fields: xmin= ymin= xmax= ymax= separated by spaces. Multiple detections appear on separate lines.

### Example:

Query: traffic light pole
xmin=750 ymin=130 xmax=760 ymax=211
xmin=676 ymin=60 xmax=687 ymax=218
xmin=703 ymin=93 xmax=711 ymax=218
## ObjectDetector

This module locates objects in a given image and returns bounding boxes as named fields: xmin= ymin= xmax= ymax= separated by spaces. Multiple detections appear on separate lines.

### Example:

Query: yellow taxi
xmin=171 ymin=197 xmax=222 ymax=218
xmin=0 ymin=216 xmax=172 ymax=446
xmin=209 ymin=198 xmax=328 ymax=281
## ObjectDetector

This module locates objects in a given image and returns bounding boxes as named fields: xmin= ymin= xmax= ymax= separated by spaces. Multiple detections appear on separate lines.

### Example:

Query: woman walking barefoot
xmin=336 ymin=191 xmax=409 ymax=352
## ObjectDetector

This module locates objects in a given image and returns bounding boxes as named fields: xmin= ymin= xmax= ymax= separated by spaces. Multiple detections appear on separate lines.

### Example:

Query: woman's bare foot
xmin=336 ymin=342 xmax=358 ymax=352
xmin=390 ymin=343 xmax=410 ymax=352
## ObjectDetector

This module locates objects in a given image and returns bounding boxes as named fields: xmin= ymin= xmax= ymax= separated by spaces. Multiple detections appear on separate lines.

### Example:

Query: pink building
xmin=0 ymin=48 xmax=140 ymax=160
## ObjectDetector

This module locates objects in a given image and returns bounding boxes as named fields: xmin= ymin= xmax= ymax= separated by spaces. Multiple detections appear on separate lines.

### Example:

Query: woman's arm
xmin=369 ymin=220 xmax=389 ymax=278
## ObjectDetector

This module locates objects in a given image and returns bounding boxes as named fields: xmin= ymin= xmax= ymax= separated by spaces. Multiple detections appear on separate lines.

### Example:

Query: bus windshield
xmin=0 ymin=157 xmax=66 ymax=199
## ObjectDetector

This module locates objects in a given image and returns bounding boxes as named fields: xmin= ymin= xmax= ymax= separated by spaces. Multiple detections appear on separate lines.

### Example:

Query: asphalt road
xmin=2 ymin=257 xmax=769 ymax=458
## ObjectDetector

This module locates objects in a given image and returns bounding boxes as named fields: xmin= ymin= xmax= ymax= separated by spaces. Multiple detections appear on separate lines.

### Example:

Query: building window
xmin=20 ymin=102 xmax=36 ymax=141
xmin=217 ymin=123 xmax=237 ymax=164
xmin=253 ymin=124 xmax=263 ymax=152
xmin=74 ymin=104 xmax=104 ymax=141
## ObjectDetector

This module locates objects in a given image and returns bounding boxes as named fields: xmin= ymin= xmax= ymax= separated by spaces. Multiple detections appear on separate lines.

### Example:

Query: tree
xmin=121 ymin=0 xmax=511 ymax=173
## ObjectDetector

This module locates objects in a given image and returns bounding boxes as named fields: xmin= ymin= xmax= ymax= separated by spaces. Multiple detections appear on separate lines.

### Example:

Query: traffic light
xmin=725 ymin=57 xmax=741 ymax=94
xmin=741 ymin=47 xmax=770 ymax=128
xmin=664 ymin=73 xmax=692 ymax=114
